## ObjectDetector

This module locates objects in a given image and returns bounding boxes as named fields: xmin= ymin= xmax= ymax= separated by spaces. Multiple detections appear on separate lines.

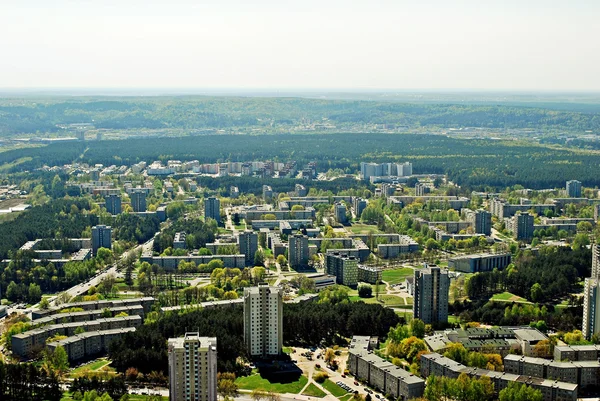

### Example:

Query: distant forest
xmin=2 ymin=133 xmax=600 ymax=190
xmin=1 ymin=96 xmax=600 ymax=135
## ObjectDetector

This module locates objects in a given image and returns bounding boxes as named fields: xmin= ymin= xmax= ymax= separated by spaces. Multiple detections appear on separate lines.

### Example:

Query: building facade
xmin=130 ymin=190 xmax=147 ymax=212
xmin=566 ymin=180 xmax=582 ymax=198
xmin=325 ymin=253 xmax=359 ymax=287
xmin=104 ymin=194 xmax=122 ymax=215
xmin=465 ymin=209 xmax=492 ymax=236
xmin=243 ymin=285 xmax=283 ymax=358
xmin=91 ymin=225 xmax=112 ymax=256
xmin=509 ymin=212 xmax=534 ymax=241
xmin=168 ymin=334 xmax=218 ymax=401
xmin=238 ymin=230 xmax=258 ymax=266
xmin=413 ymin=264 xmax=449 ymax=324
xmin=204 ymin=197 xmax=221 ymax=224
xmin=288 ymin=234 xmax=309 ymax=270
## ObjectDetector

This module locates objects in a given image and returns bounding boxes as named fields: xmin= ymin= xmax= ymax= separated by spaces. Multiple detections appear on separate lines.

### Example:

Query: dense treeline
xmin=153 ymin=217 xmax=217 ymax=253
xmin=2 ymin=96 xmax=600 ymax=136
xmin=3 ymin=133 xmax=600 ymax=190
xmin=112 ymin=213 xmax=160 ymax=244
xmin=283 ymin=301 xmax=401 ymax=345
xmin=0 ymin=199 xmax=97 ymax=260
xmin=0 ymin=361 xmax=62 ymax=401
xmin=465 ymin=247 xmax=591 ymax=302
xmin=109 ymin=301 xmax=400 ymax=375
xmin=453 ymin=300 xmax=583 ymax=332
xmin=2 ymin=257 xmax=101 ymax=302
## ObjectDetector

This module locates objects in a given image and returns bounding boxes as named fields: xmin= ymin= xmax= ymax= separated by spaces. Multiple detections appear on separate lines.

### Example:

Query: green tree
xmin=498 ymin=382 xmax=542 ymax=401
xmin=358 ymin=284 xmax=372 ymax=298
xmin=254 ymin=250 xmax=265 ymax=267
xmin=530 ymin=283 xmax=543 ymax=302
xmin=28 ymin=283 xmax=42 ymax=303
xmin=410 ymin=318 xmax=426 ymax=338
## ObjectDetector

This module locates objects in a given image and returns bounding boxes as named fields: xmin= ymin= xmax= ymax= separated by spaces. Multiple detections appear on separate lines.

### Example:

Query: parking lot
xmin=290 ymin=346 xmax=387 ymax=400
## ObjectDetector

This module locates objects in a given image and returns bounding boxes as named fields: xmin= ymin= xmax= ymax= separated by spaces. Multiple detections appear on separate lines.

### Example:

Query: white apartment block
xmin=243 ymin=285 xmax=283 ymax=358
xmin=168 ymin=334 xmax=217 ymax=401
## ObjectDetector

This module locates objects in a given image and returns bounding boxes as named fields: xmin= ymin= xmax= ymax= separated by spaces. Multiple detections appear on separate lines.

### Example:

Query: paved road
xmin=33 ymin=235 xmax=157 ymax=310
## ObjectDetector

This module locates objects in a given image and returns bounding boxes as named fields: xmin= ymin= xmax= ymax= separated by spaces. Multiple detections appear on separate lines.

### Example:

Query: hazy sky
xmin=1 ymin=0 xmax=599 ymax=90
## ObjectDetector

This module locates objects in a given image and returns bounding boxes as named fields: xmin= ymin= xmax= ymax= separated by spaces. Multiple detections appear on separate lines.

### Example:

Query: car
xmin=342 ymin=374 xmax=346 ymax=378
xmin=375 ymin=395 xmax=380 ymax=399
xmin=354 ymin=381 xmax=359 ymax=386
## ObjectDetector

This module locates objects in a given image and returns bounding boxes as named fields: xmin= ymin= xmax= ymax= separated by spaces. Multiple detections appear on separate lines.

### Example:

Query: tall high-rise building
xmin=91 ymin=225 xmax=112 ymax=256
xmin=566 ymin=180 xmax=582 ymax=198
xmin=130 ymin=190 xmax=147 ymax=212
xmin=238 ymin=230 xmax=258 ymax=266
xmin=262 ymin=185 xmax=273 ymax=201
xmin=204 ymin=197 xmax=221 ymax=224
xmin=583 ymin=278 xmax=600 ymax=340
xmin=353 ymin=198 xmax=367 ymax=220
xmin=243 ymin=285 xmax=283 ymax=358
xmin=288 ymin=234 xmax=309 ymax=270
xmin=105 ymin=194 xmax=122 ymax=215
xmin=466 ymin=209 xmax=492 ymax=236
xmin=413 ymin=264 xmax=449 ymax=324
xmin=592 ymin=244 xmax=600 ymax=280
xmin=325 ymin=253 xmax=358 ymax=287
xmin=396 ymin=162 xmax=413 ymax=177
xmin=334 ymin=202 xmax=347 ymax=224
xmin=510 ymin=212 xmax=534 ymax=241
xmin=168 ymin=334 xmax=217 ymax=401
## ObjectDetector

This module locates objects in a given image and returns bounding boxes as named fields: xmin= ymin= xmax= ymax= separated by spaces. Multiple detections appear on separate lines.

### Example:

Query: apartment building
xmin=347 ymin=336 xmax=424 ymax=401
xmin=413 ymin=264 xmax=449 ymax=324
xmin=204 ymin=197 xmax=221 ymax=224
xmin=91 ymin=225 xmax=112 ymax=256
xmin=243 ymin=285 xmax=283 ymax=358
xmin=238 ymin=230 xmax=258 ymax=266
xmin=168 ymin=334 xmax=218 ymax=401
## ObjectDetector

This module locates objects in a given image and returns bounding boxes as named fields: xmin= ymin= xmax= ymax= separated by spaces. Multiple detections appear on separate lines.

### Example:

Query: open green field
xmin=69 ymin=358 xmax=115 ymax=377
xmin=302 ymin=383 xmax=327 ymax=398
xmin=347 ymin=224 xmax=383 ymax=235
xmin=235 ymin=373 xmax=308 ymax=393
xmin=382 ymin=268 xmax=414 ymax=285
xmin=350 ymin=294 xmax=408 ymax=307
xmin=490 ymin=292 xmax=530 ymax=303
xmin=322 ymin=379 xmax=349 ymax=397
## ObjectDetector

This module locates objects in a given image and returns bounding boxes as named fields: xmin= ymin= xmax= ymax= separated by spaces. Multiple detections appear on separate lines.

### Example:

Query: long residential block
xmin=32 ymin=297 xmax=154 ymax=320
xmin=348 ymin=336 xmax=425 ymax=401
xmin=504 ymin=354 xmax=600 ymax=389
xmin=46 ymin=327 xmax=136 ymax=363
xmin=12 ymin=315 xmax=141 ymax=358
xmin=420 ymin=353 xmax=577 ymax=401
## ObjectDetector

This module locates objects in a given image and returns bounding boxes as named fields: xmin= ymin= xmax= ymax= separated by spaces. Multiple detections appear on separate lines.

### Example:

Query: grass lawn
xmin=347 ymin=224 xmax=383 ymax=235
xmin=349 ymin=294 xmax=405 ymax=307
xmin=126 ymin=396 xmax=169 ymax=401
xmin=448 ymin=315 xmax=460 ymax=324
xmin=69 ymin=359 xmax=116 ymax=378
xmin=382 ymin=268 xmax=414 ymax=285
xmin=490 ymin=292 xmax=530 ymax=303
xmin=236 ymin=373 xmax=308 ymax=393
xmin=322 ymin=379 xmax=349 ymax=397
xmin=302 ymin=383 xmax=327 ymax=398
xmin=282 ymin=346 xmax=293 ymax=354
xmin=338 ymin=394 xmax=354 ymax=401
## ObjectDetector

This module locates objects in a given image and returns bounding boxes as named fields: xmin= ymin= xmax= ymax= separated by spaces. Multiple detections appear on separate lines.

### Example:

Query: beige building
xmin=168 ymin=334 xmax=217 ymax=401
xmin=243 ymin=285 xmax=283 ymax=358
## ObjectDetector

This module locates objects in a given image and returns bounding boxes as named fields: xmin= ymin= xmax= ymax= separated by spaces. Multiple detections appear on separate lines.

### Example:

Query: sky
xmin=1 ymin=0 xmax=599 ymax=91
